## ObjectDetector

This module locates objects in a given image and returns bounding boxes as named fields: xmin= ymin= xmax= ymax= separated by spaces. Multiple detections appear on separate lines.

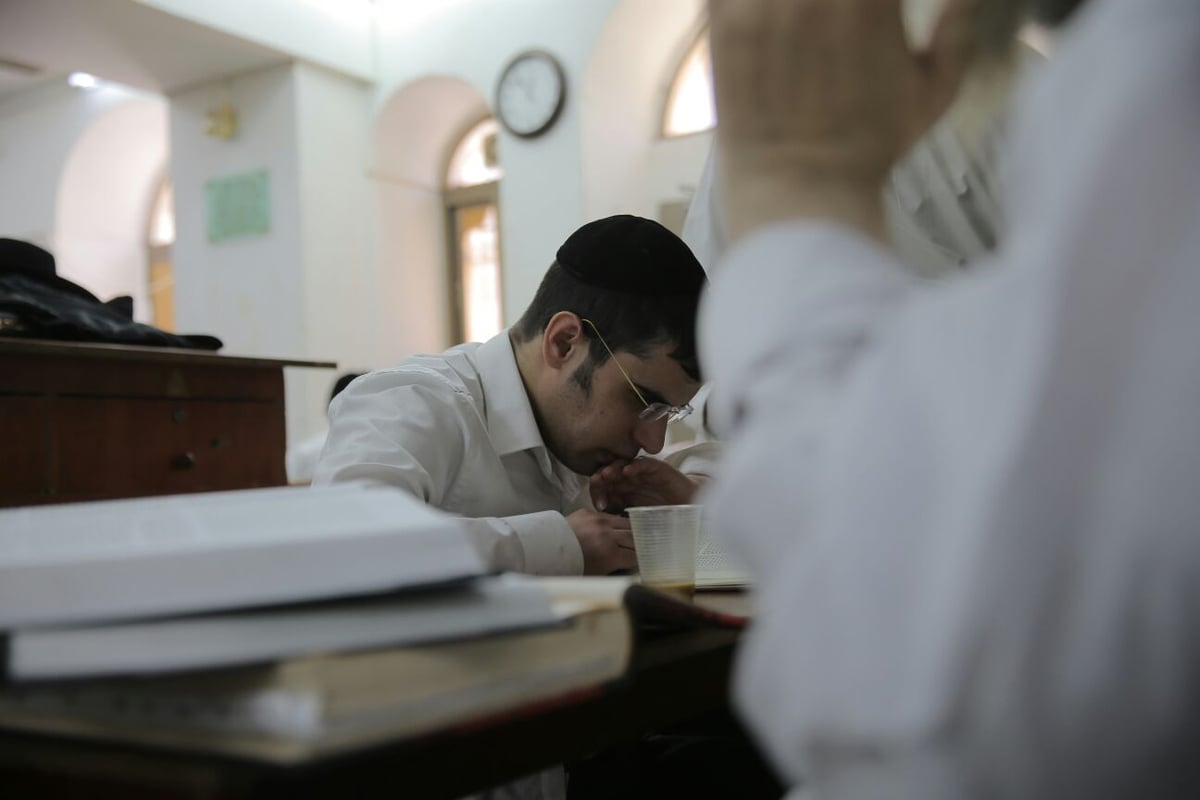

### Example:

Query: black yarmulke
xmin=555 ymin=215 xmax=706 ymax=297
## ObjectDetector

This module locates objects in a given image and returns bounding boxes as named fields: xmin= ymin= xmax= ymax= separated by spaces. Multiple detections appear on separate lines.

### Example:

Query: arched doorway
xmin=54 ymin=96 xmax=168 ymax=321
xmin=146 ymin=178 xmax=176 ymax=331
xmin=579 ymin=0 xmax=709 ymax=226
xmin=443 ymin=117 xmax=503 ymax=344
xmin=371 ymin=76 xmax=491 ymax=361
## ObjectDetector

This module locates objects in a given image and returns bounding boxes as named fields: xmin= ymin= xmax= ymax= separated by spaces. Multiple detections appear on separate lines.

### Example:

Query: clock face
xmin=495 ymin=51 xmax=566 ymax=138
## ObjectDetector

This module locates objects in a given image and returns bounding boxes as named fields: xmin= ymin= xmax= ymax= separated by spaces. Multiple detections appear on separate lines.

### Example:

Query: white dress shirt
xmin=700 ymin=1 xmax=1200 ymax=798
xmin=313 ymin=332 xmax=587 ymax=575
xmin=285 ymin=429 xmax=327 ymax=483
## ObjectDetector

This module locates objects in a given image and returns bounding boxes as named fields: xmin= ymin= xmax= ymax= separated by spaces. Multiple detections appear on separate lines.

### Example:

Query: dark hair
xmin=330 ymin=372 xmax=365 ymax=404
xmin=512 ymin=261 xmax=703 ymax=390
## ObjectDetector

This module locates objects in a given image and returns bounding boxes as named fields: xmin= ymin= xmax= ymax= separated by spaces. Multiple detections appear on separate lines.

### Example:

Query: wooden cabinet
xmin=0 ymin=340 xmax=334 ymax=507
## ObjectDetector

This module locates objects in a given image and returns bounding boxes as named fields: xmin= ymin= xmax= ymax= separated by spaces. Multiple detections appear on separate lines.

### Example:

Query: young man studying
xmin=313 ymin=214 xmax=706 ymax=576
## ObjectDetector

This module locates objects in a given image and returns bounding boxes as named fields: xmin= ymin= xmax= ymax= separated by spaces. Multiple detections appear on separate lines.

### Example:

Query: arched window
xmin=444 ymin=118 xmax=503 ymax=344
xmin=660 ymin=21 xmax=1053 ymax=140
xmin=662 ymin=31 xmax=715 ymax=138
xmin=147 ymin=178 xmax=175 ymax=331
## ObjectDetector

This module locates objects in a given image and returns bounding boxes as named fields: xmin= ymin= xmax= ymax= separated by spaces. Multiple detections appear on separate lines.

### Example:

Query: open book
xmin=0 ymin=485 xmax=484 ymax=629
xmin=695 ymin=529 xmax=751 ymax=589
xmin=0 ymin=576 xmax=748 ymax=763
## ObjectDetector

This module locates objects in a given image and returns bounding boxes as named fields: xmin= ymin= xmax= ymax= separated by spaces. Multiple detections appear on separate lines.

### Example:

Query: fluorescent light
xmin=67 ymin=72 xmax=99 ymax=89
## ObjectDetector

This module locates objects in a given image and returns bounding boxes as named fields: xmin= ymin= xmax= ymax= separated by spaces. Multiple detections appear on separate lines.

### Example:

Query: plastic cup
xmin=627 ymin=504 xmax=702 ymax=597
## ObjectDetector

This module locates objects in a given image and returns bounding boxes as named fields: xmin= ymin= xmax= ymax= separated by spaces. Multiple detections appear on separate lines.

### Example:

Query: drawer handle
xmin=172 ymin=408 xmax=188 ymax=423
xmin=171 ymin=452 xmax=197 ymax=470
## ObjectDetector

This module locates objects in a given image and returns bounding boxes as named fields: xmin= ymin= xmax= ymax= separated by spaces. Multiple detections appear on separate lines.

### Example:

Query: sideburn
xmin=571 ymin=359 xmax=596 ymax=395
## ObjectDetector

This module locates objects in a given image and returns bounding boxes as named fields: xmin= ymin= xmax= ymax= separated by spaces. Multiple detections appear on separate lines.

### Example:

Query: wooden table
xmin=0 ymin=338 xmax=334 ymax=507
xmin=0 ymin=627 xmax=740 ymax=799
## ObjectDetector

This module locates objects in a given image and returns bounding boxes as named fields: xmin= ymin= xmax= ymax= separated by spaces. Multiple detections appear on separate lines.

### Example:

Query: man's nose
xmin=632 ymin=415 xmax=668 ymax=455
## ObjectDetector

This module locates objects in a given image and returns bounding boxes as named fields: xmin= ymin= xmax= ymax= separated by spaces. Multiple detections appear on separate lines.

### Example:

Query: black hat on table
xmin=0 ymin=238 xmax=100 ymax=303
xmin=555 ymin=215 xmax=707 ymax=298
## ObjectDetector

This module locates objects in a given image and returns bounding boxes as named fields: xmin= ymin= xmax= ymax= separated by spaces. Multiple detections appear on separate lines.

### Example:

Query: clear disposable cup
xmin=627 ymin=504 xmax=702 ymax=597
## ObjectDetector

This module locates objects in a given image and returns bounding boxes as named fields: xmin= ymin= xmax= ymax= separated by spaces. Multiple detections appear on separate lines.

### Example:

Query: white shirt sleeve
xmin=464 ymin=510 xmax=581 ymax=577
xmin=699 ymin=2 xmax=1200 ymax=797
xmin=312 ymin=374 xmax=582 ymax=576
xmin=285 ymin=430 xmax=328 ymax=484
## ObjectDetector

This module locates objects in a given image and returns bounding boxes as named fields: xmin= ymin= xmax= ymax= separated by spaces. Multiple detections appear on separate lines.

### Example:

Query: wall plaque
xmin=206 ymin=170 xmax=270 ymax=242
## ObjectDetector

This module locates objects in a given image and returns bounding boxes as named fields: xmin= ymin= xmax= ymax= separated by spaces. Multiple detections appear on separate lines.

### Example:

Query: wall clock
xmin=495 ymin=50 xmax=567 ymax=139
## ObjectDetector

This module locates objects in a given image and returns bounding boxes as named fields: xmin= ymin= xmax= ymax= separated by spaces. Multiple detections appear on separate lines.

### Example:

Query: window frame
xmin=442 ymin=116 xmax=504 ymax=344
xmin=660 ymin=25 xmax=716 ymax=140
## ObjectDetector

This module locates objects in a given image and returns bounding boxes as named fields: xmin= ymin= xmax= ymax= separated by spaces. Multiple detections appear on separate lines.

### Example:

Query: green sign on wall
xmin=206 ymin=169 xmax=270 ymax=242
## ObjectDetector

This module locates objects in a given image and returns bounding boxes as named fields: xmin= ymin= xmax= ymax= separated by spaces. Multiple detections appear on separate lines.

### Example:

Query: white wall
xmin=169 ymin=62 xmax=385 ymax=445
xmin=0 ymin=81 xmax=150 ymax=247
xmin=169 ymin=64 xmax=306 ymax=357
xmin=0 ymin=80 xmax=166 ymax=312
xmin=645 ymin=131 xmax=713 ymax=218
xmin=55 ymin=98 xmax=168 ymax=318
xmin=131 ymin=0 xmax=374 ymax=82
xmin=169 ymin=64 xmax=311 ymax=442
xmin=372 ymin=76 xmax=488 ymax=363
xmin=581 ymin=0 xmax=710 ymax=224
xmin=292 ymin=62 xmax=378 ymax=438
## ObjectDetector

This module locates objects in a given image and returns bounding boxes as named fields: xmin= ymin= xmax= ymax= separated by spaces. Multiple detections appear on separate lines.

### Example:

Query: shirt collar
xmin=473 ymin=332 xmax=586 ymax=502
xmin=472 ymin=331 xmax=553 ymax=458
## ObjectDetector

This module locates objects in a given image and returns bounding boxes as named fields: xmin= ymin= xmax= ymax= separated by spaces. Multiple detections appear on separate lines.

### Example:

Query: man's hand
xmin=567 ymin=509 xmax=637 ymax=575
xmin=709 ymin=0 xmax=975 ymax=242
xmin=590 ymin=457 xmax=699 ymax=513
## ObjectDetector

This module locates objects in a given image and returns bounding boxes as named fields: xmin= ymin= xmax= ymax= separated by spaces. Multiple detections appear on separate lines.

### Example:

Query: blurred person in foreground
xmin=684 ymin=0 xmax=1037 ymax=278
xmin=672 ymin=0 xmax=1038 ymax=504
xmin=701 ymin=0 xmax=1200 ymax=798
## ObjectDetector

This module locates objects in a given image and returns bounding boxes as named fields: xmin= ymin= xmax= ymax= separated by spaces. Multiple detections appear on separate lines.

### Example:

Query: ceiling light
xmin=67 ymin=72 xmax=99 ymax=90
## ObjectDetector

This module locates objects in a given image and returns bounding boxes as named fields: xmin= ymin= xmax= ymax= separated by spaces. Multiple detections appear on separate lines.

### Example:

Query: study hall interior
xmin=4 ymin=0 xmax=1198 ymax=797
xmin=0 ymin=3 xmax=760 ymax=792
xmin=0 ymin=1 xmax=1093 ymax=797
xmin=0 ymin=0 xmax=729 ymax=448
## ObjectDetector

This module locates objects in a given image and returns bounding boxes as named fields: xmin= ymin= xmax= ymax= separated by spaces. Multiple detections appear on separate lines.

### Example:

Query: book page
xmin=695 ymin=530 xmax=751 ymax=588
xmin=0 ymin=485 xmax=485 ymax=629
xmin=534 ymin=576 xmax=635 ymax=618
xmin=11 ymin=575 xmax=559 ymax=680
xmin=0 ymin=485 xmax=444 ymax=566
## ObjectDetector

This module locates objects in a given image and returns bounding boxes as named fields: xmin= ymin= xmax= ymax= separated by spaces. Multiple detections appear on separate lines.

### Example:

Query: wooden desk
xmin=0 ymin=627 xmax=740 ymax=799
xmin=0 ymin=339 xmax=334 ymax=507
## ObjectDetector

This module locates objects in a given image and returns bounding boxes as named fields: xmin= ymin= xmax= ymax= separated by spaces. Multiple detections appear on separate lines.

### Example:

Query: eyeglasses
xmin=580 ymin=318 xmax=693 ymax=424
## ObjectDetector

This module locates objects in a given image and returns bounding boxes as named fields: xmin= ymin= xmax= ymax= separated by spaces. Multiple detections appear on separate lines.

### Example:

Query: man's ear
xmin=541 ymin=311 xmax=586 ymax=371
